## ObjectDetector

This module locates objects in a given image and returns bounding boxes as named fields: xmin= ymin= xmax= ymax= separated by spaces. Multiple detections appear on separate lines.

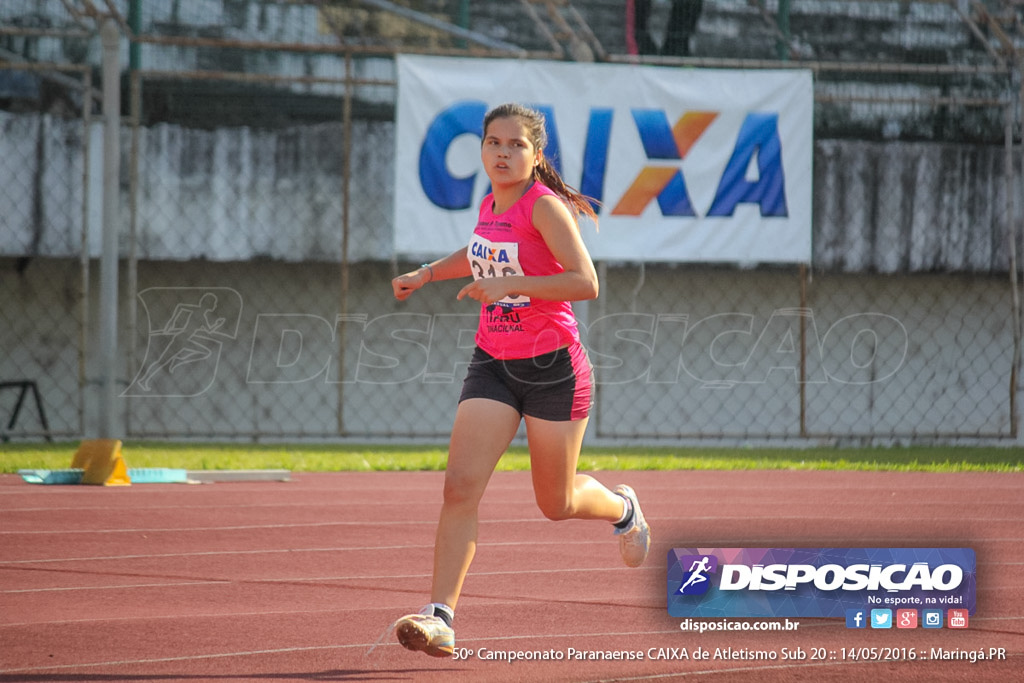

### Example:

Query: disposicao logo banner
xmin=667 ymin=548 xmax=976 ymax=618
xmin=395 ymin=55 xmax=813 ymax=265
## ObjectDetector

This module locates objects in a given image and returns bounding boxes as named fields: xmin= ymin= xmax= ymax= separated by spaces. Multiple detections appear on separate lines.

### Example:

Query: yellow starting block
xmin=70 ymin=439 xmax=132 ymax=486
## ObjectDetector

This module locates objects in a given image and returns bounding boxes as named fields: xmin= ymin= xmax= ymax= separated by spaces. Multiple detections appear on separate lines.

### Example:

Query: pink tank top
xmin=468 ymin=182 xmax=581 ymax=360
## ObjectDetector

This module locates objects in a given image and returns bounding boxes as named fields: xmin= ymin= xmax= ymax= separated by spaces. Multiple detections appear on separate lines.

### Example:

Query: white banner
xmin=395 ymin=55 xmax=812 ymax=264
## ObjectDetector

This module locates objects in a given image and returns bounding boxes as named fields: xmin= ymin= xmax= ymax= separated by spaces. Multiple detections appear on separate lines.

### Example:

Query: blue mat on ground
xmin=18 ymin=468 xmax=190 ymax=485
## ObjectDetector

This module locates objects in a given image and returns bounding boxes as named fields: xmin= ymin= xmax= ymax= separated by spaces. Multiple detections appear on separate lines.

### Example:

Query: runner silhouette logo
xmin=676 ymin=554 xmax=718 ymax=596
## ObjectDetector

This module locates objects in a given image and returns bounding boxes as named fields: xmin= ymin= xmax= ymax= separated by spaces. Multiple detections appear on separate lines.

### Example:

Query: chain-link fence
xmin=1 ymin=0 xmax=1021 ymax=444
xmin=0 ymin=55 xmax=93 ymax=442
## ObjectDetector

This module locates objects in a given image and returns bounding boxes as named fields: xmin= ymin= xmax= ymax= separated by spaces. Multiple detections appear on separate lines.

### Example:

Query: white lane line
xmin=5 ymin=497 xmax=1021 ymax=513
xmin=2 ymin=515 xmax=1022 ymax=535
xmin=6 ymin=624 xmax=1019 ymax=677
xmin=3 ymin=537 xmax=1023 ymax=566
xmin=5 ymin=559 xmax=1022 ymax=596
xmin=1 ymin=564 xmax=655 ymax=594
xmin=581 ymin=653 xmax=1024 ymax=683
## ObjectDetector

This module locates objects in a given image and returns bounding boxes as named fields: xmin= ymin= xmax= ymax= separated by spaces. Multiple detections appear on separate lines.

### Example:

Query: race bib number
xmin=467 ymin=236 xmax=530 ymax=308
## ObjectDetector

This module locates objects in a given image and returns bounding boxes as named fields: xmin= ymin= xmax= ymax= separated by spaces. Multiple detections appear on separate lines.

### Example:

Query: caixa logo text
xmin=419 ymin=101 xmax=788 ymax=219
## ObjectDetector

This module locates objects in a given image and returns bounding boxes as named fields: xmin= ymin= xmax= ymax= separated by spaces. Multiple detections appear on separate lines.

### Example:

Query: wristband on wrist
xmin=420 ymin=263 xmax=434 ymax=282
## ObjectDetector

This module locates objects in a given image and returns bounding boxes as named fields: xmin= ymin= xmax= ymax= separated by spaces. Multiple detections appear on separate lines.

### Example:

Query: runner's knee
xmin=535 ymin=492 xmax=575 ymax=521
xmin=442 ymin=471 xmax=488 ymax=509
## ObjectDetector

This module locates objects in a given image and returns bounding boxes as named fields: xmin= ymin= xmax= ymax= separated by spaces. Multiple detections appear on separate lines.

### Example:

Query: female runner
xmin=390 ymin=103 xmax=651 ymax=657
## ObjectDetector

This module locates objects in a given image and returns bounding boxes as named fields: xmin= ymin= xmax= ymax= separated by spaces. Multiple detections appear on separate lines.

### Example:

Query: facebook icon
xmin=845 ymin=609 xmax=867 ymax=629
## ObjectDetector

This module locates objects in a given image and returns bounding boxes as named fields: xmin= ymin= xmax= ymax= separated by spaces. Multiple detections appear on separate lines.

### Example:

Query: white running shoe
xmin=394 ymin=605 xmax=455 ymax=658
xmin=613 ymin=484 xmax=651 ymax=567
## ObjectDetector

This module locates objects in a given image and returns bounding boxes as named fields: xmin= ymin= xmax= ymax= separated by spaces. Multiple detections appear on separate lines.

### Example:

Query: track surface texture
xmin=1 ymin=470 xmax=1021 ymax=682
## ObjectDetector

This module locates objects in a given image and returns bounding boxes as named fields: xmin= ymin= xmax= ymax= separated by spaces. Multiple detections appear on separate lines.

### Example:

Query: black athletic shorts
xmin=458 ymin=342 xmax=594 ymax=421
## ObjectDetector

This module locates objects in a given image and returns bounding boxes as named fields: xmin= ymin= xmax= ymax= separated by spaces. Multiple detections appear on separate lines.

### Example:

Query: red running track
xmin=0 ymin=470 xmax=1021 ymax=682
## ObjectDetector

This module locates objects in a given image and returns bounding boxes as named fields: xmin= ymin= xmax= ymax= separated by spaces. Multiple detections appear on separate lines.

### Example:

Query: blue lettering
xmin=580 ymin=108 xmax=613 ymax=211
xmin=633 ymin=109 xmax=681 ymax=159
xmin=707 ymin=113 xmax=788 ymax=217
xmin=533 ymin=105 xmax=564 ymax=176
xmin=470 ymin=243 xmax=512 ymax=263
xmin=419 ymin=101 xmax=487 ymax=210
xmin=419 ymin=106 xmax=789 ymax=219
xmin=657 ymin=169 xmax=697 ymax=217
xmin=419 ymin=102 xmax=565 ymax=210
xmin=627 ymin=109 xmax=698 ymax=216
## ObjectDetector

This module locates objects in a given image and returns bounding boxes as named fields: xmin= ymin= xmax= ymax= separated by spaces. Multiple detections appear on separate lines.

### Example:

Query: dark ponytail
xmin=534 ymin=156 xmax=598 ymax=224
xmin=483 ymin=103 xmax=599 ymax=226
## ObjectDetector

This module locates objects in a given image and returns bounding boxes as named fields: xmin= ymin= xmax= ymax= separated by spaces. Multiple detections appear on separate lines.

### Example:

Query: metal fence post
xmin=98 ymin=17 xmax=121 ymax=438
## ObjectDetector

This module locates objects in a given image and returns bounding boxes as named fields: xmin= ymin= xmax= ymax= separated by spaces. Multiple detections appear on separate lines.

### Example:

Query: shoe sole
xmin=396 ymin=620 xmax=454 ymax=658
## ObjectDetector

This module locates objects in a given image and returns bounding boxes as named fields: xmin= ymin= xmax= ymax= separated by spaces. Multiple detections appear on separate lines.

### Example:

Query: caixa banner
xmin=667 ymin=548 xmax=976 ymax=618
xmin=394 ymin=55 xmax=812 ymax=264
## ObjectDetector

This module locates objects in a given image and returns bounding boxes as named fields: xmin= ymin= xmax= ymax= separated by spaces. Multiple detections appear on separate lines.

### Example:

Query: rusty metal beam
xmin=351 ymin=0 xmax=527 ymax=55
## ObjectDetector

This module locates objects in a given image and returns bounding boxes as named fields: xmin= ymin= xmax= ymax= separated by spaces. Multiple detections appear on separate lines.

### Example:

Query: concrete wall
xmin=1 ymin=112 xmax=1016 ymax=273
xmin=1 ymin=104 xmax=1018 ymax=443
xmin=1 ymin=256 xmax=1015 ymax=444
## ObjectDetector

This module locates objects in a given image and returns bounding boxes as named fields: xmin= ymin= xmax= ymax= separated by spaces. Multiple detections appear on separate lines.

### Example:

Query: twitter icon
xmin=870 ymin=609 xmax=893 ymax=629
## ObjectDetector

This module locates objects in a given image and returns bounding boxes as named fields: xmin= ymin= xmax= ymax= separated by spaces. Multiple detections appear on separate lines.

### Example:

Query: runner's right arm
xmin=392 ymin=248 xmax=472 ymax=301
